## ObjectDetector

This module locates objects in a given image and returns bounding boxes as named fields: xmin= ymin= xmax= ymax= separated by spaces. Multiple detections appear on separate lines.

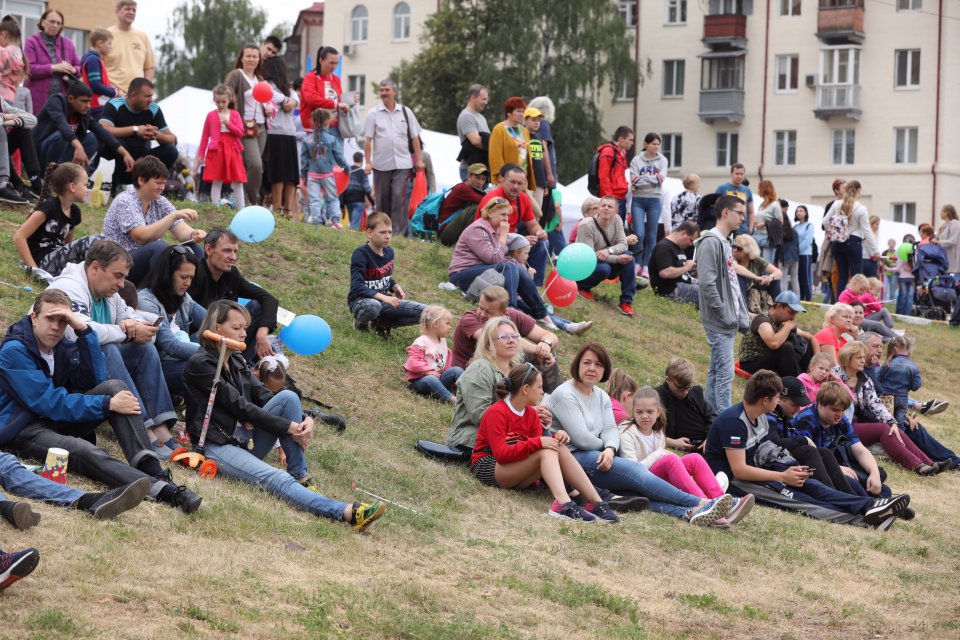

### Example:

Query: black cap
xmin=780 ymin=376 xmax=812 ymax=405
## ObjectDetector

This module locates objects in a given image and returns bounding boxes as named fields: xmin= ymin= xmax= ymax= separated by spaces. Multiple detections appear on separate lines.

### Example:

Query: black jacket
xmin=33 ymin=94 xmax=121 ymax=153
xmin=655 ymin=381 xmax=716 ymax=442
xmin=187 ymin=260 xmax=279 ymax=333
xmin=182 ymin=346 xmax=292 ymax=446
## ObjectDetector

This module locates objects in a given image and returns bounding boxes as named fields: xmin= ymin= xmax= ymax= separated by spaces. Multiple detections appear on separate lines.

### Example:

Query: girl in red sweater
xmin=472 ymin=363 xmax=618 ymax=523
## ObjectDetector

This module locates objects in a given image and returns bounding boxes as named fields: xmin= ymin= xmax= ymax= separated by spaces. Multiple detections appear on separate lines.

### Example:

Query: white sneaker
xmin=715 ymin=471 xmax=729 ymax=493
xmin=564 ymin=320 xmax=593 ymax=336
xmin=538 ymin=317 xmax=559 ymax=331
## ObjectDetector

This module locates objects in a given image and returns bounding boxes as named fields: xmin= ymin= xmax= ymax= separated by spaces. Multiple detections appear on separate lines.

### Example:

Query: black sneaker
xmin=353 ymin=319 xmax=370 ymax=333
xmin=584 ymin=501 xmax=620 ymax=523
xmin=548 ymin=499 xmax=596 ymax=522
xmin=305 ymin=409 xmax=347 ymax=432
xmin=169 ymin=485 xmax=202 ymax=514
xmin=82 ymin=478 xmax=151 ymax=520
xmin=0 ymin=185 xmax=28 ymax=204
xmin=607 ymin=495 xmax=651 ymax=513
xmin=900 ymin=507 xmax=916 ymax=521
xmin=374 ymin=322 xmax=392 ymax=339
xmin=863 ymin=494 xmax=910 ymax=526
xmin=0 ymin=547 xmax=40 ymax=592
xmin=0 ymin=500 xmax=41 ymax=530
xmin=15 ymin=183 xmax=36 ymax=203
xmin=922 ymin=399 xmax=950 ymax=416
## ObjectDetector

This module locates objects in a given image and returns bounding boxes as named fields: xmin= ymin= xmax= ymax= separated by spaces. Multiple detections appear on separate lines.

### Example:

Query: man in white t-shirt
xmin=103 ymin=0 xmax=156 ymax=93
xmin=456 ymin=84 xmax=489 ymax=181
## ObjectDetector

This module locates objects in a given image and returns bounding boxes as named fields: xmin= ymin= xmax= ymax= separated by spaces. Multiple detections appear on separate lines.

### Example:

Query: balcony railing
xmin=817 ymin=3 xmax=865 ymax=43
xmin=699 ymin=89 xmax=745 ymax=123
xmin=703 ymin=14 xmax=747 ymax=48
xmin=814 ymin=84 xmax=862 ymax=119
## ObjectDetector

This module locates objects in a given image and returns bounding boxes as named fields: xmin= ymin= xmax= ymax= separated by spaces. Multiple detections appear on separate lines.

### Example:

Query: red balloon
xmin=545 ymin=270 xmax=578 ymax=308
xmin=252 ymin=81 xmax=273 ymax=104
xmin=333 ymin=166 xmax=350 ymax=194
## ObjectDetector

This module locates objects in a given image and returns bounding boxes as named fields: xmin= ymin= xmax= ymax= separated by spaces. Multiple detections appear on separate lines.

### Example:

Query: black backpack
xmin=587 ymin=142 xmax=617 ymax=197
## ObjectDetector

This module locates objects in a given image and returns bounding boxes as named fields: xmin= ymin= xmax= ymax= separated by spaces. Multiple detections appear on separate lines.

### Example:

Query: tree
xmin=157 ymin=0 xmax=268 ymax=98
xmin=390 ymin=0 xmax=642 ymax=184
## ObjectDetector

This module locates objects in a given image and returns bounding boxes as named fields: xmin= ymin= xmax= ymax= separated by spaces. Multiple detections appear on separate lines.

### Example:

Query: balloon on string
xmin=544 ymin=270 xmax=577 ymax=308
xmin=229 ymin=206 xmax=275 ymax=243
xmin=556 ymin=243 xmax=597 ymax=281
xmin=333 ymin=166 xmax=350 ymax=194
xmin=897 ymin=242 xmax=914 ymax=263
xmin=252 ymin=81 xmax=273 ymax=103
xmin=280 ymin=315 xmax=332 ymax=356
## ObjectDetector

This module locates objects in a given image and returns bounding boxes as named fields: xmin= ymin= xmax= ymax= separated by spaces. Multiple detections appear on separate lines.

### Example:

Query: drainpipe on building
xmin=633 ymin=0 xmax=640 ymax=137
xmin=757 ymin=0 xmax=772 ymax=182
xmin=931 ymin=0 xmax=943 ymax=224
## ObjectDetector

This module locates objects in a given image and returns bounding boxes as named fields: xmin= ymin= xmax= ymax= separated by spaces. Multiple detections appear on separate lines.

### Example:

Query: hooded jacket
xmin=0 ymin=316 xmax=109 ymax=445
xmin=694 ymin=228 xmax=750 ymax=334
xmin=47 ymin=262 xmax=139 ymax=344
xmin=629 ymin=151 xmax=668 ymax=198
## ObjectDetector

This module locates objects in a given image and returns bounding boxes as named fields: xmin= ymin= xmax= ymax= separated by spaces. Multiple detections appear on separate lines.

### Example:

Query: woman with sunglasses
xmin=137 ymin=244 xmax=206 ymax=396
xmin=471 ymin=362 xmax=618 ymax=522
xmin=449 ymin=198 xmax=551 ymax=323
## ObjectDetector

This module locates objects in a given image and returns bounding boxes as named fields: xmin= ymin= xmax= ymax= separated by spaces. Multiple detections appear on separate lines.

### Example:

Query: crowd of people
xmin=1 ymin=3 xmax=959 ymax=594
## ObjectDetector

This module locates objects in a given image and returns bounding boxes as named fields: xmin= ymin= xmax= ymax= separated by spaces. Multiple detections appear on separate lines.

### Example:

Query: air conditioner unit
xmin=805 ymin=74 xmax=817 ymax=88
xmin=343 ymin=44 xmax=356 ymax=56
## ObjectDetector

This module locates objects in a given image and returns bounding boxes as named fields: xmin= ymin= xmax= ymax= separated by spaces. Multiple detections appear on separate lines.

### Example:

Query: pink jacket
xmin=197 ymin=109 xmax=244 ymax=159
xmin=403 ymin=335 xmax=452 ymax=381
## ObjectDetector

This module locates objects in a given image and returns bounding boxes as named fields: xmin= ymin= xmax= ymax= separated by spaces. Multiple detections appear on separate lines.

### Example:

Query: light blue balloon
xmin=557 ymin=243 xmax=598 ymax=281
xmin=229 ymin=206 xmax=275 ymax=243
xmin=279 ymin=315 xmax=332 ymax=356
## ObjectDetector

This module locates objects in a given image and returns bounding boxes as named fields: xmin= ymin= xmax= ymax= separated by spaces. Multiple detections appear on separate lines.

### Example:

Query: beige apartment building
xmin=4 ymin=0 xmax=116 ymax=53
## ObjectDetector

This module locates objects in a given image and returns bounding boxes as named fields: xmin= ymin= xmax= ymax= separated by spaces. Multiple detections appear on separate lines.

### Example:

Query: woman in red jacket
xmin=471 ymin=363 xmax=618 ymax=523
xmin=299 ymin=46 xmax=358 ymax=135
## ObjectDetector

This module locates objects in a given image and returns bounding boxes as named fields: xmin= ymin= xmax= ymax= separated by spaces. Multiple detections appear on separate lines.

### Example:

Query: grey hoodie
xmin=629 ymin=151 xmax=669 ymax=198
xmin=694 ymin=228 xmax=750 ymax=334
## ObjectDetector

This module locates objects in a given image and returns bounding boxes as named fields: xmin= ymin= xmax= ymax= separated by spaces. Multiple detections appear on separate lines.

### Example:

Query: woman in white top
xmin=826 ymin=180 xmax=877 ymax=296
xmin=225 ymin=43 xmax=267 ymax=206
xmin=937 ymin=204 xmax=960 ymax=273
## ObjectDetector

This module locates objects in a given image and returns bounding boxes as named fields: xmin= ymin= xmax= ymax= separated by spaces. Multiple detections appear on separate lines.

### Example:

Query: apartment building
xmin=4 ymin=0 xmax=116 ymax=53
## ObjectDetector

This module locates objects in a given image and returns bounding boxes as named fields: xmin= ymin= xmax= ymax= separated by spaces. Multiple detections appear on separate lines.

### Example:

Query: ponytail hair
xmin=839 ymin=180 xmax=862 ymax=218
xmin=884 ymin=335 xmax=912 ymax=365
xmin=496 ymin=362 xmax=541 ymax=400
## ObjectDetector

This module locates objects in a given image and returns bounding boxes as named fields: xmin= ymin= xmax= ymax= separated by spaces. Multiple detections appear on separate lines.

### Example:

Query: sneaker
xmin=618 ymin=302 xmax=634 ymax=317
xmin=305 ymin=409 xmax=348 ymax=433
xmin=636 ymin=276 xmax=650 ymax=290
xmin=83 ymin=478 xmax=151 ymax=520
xmin=564 ymin=320 xmax=593 ymax=336
xmin=711 ymin=517 xmax=731 ymax=529
xmin=0 ymin=548 xmax=40 ymax=592
xmin=934 ymin=459 xmax=952 ymax=474
xmin=900 ymin=506 xmax=916 ymax=521
xmin=0 ymin=184 xmax=27 ymax=204
xmin=537 ymin=316 xmax=559 ymax=331
xmin=351 ymin=500 xmax=386 ymax=532
xmin=584 ymin=501 xmax=620 ymax=523
xmin=548 ymin=499 xmax=596 ymax=523
xmin=724 ymin=493 xmax=755 ymax=525
xmin=863 ymin=494 xmax=910 ymax=526
xmin=153 ymin=442 xmax=175 ymax=461
xmin=15 ymin=183 xmax=37 ymax=203
xmin=0 ymin=501 xmax=40 ymax=530
xmin=892 ymin=328 xmax=906 ymax=337
xmin=921 ymin=399 xmax=950 ymax=416
xmin=374 ymin=323 xmax=392 ymax=340
xmin=169 ymin=485 xmax=203 ymax=515
xmin=687 ymin=495 xmax=733 ymax=526
xmin=715 ymin=471 xmax=730 ymax=493
xmin=330 ymin=222 xmax=343 ymax=230
xmin=606 ymin=495 xmax=650 ymax=513
xmin=875 ymin=515 xmax=898 ymax=532
xmin=641 ymin=267 xmax=650 ymax=279
xmin=353 ymin=319 xmax=370 ymax=333
xmin=578 ymin=290 xmax=596 ymax=302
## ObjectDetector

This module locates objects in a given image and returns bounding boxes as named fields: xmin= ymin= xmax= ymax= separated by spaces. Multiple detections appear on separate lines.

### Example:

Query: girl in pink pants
xmin=618 ymin=387 xmax=724 ymax=499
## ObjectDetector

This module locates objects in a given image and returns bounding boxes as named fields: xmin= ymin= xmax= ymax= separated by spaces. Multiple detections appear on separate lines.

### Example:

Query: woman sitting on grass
xmin=815 ymin=303 xmax=855 ymax=365
xmin=471 ymin=363 xmax=618 ymax=523
xmin=182 ymin=300 xmax=384 ymax=531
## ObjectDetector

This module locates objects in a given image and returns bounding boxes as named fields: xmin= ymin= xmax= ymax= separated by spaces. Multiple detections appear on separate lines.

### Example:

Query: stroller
xmin=913 ymin=242 xmax=954 ymax=320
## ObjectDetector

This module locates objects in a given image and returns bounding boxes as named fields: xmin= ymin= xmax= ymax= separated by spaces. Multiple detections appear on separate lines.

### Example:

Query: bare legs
xmin=494 ymin=447 xmax=603 ymax=505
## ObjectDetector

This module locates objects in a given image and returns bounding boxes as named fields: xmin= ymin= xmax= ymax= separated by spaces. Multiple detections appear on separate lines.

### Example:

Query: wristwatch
xmin=132 ymin=125 xmax=140 ymax=135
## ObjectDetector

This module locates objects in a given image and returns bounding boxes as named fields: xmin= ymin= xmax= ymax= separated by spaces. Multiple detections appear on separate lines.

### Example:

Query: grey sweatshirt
xmin=629 ymin=152 xmax=669 ymax=198
xmin=547 ymin=380 xmax=619 ymax=453
xmin=694 ymin=228 xmax=750 ymax=334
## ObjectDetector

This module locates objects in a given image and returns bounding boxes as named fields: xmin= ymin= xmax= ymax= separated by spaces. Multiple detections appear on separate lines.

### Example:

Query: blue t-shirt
xmin=705 ymin=402 xmax=795 ymax=476
xmin=715 ymin=181 xmax=753 ymax=234
xmin=790 ymin=404 xmax=860 ymax=449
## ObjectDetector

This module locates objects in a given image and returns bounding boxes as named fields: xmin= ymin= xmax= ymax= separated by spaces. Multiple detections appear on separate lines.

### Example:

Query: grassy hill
xmin=0 ymin=202 xmax=958 ymax=639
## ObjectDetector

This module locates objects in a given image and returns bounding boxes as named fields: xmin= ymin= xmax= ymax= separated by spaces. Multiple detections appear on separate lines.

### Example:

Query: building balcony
xmin=814 ymin=84 xmax=862 ymax=120
xmin=816 ymin=1 xmax=865 ymax=44
xmin=703 ymin=14 xmax=747 ymax=49
xmin=699 ymin=89 xmax=745 ymax=124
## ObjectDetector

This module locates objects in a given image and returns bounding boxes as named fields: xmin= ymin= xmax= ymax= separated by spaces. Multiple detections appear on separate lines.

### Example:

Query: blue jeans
xmin=901 ymin=422 xmax=960 ymax=468
xmin=450 ymin=262 xmax=548 ymax=319
xmin=884 ymin=274 xmax=898 ymax=302
xmin=307 ymin=175 xmax=341 ymax=225
xmin=349 ymin=298 xmax=425 ymax=329
xmin=704 ymin=330 xmax=736 ymax=412
xmin=0 ymin=450 xmax=83 ymax=505
xmin=832 ymin=235 xmax=863 ymax=297
xmin=768 ymin=477 xmax=871 ymax=515
xmin=896 ymin=278 xmax=915 ymax=315
xmin=576 ymin=259 xmax=637 ymax=304
xmin=346 ymin=202 xmax=365 ymax=230
xmin=547 ymin=227 xmax=567 ymax=258
xmin=231 ymin=390 xmax=309 ymax=480
xmin=103 ymin=342 xmax=178 ymax=429
xmin=38 ymin=130 xmax=99 ymax=167
xmin=161 ymin=358 xmax=188 ymax=397
xmin=409 ymin=367 xmax=464 ymax=403
xmin=798 ymin=255 xmax=813 ymax=301
xmin=571 ymin=450 xmax=702 ymax=519
xmin=516 ymin=219 xmax=548 ymax=286
xmin=630 ymin=197 xmax=661 ymax=267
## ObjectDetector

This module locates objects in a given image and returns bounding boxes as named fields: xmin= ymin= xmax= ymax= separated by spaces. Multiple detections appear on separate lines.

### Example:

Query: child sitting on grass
xmin=797 ymin=352 xmax=849 ymax=408
xmin=348 ymin=212 xmax=426 ymax=338
xmin=865 ymin=277 xmax=895 ymax=328
xmin=839 ymin=274 xmax=894 ymax=328
xmin=404 ymin=305 xmax=463 ymax=404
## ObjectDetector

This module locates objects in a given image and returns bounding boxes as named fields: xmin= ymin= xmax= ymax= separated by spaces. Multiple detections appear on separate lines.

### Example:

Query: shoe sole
xmin=0 ymin=548 xmax=40 ymax=592
xmin=567 ymin=322 xmax=593 ymax=336
xmin=608 ymin=496 xmax=650 ymax=513
xmin=547 ymin=510 xmax=596 ymax=523
xmin=619 ymin=308 xmax=634 ymax=317
xmin=92 ymin=478 xmax=151 ymax=520
xmin=353 ymin=501 xmax=386 ymax=532
xmin=0 ymin=196 xmax=28 ymax=204
xmin=925 ymin=402 xmax=949 ymax=416
xmin=689 ymin=494 xmax=733 ymax=526
xmin=10 ymin=502 xmax=40 ymax=530
xmin=875 ymin=515 xmax=898 ymax=531
xmin=725 ymin=494 xmax=755 ymax=525
xmin=864 ymin=495 xmax=910 ymax=525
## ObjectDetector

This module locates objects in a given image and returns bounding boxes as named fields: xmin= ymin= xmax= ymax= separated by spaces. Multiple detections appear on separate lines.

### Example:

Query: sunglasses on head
xmin=519 ymin=362 xmax=538 ymax=389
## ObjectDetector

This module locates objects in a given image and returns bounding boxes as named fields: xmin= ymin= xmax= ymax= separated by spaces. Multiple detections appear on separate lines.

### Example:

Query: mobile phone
xmin=806 ymin=468 xmax=816 ymax=474
xmin=689 ymin=439 xmax=704 ymax=447
xmin=152 ymin=317 xmax=163 ymax=327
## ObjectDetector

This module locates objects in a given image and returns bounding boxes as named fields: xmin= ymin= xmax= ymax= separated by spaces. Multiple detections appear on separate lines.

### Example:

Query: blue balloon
xmin=229 ymin=206 xmax=275 ymax=243
xmin=556 ymin=243 xmax=598 ymax=281
xmin=280 ymin=315 xmax=332 ymax=356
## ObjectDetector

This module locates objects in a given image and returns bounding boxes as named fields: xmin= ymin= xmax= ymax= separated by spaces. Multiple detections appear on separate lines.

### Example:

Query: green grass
xmin=0 ymin=201 xmax=959 ymax=639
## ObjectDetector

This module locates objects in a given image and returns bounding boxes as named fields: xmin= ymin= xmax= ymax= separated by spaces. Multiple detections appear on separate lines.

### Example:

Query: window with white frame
xmin=820 ymin=47 xmax=860 ymax=85
xmin=779 ymin=0 xmax=801 ymax=16
xmin=615 ymin=76 xmax=635 ymax=101
xmin=775 ymin=55 xmax=799 ymax=92
xmin=393 ymin=3 xmax=411 ymax=40
xmin=662 ymin=134 xmax=683 ymax=168
xmin=716 ymin=132 xmax=739 ymax=167
xmin=897 ymin=0 xmax=921 ymax=10
xmin=892 ymin=202 xmax=916 ymax=224
xmin=666 ymin=0 xmax=687 ymax=23
xmin=831 ymin=129 xmax=855 ymax=165
xmin=894 ymin=49 xmax=920 ymax=88
xmin=775 ymin=130 xmax=796 ymax=165
xmin=3 ymin=0 xmax=42 ymax=39
xmin=347 ymin=74 xmax=367 ymax=106
xmin=893 ymin=127 xmax=918 ymax=164
xmin=619 ymin=1 xmax=637 ymax=27
xmin=663 ymin=60 xmax=685 ymax=97
xmin=713 ymin=0 xmax=744 ymax=14
xmin=351 ymin=5 xmax=369 ymax=43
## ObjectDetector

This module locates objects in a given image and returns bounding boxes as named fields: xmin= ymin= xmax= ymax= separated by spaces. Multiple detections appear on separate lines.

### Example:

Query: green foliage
xmin=391 ymin=0 xmax=640 ymax=183
xmin=157 ymin=0 xmax=269 ymax=97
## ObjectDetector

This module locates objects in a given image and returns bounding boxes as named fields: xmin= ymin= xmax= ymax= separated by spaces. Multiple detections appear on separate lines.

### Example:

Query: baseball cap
xmin=775 ymin=291 xmax=806 ymax=312
xmin=506 ymin=233 xmax=530 ymax=252
xmin=467 ymin=163 xmax=489 ymax=175
xmin=780 ymin=376 xmax=812 ymax=406
xmin=523 ymin=106 xmax=544 ymax=119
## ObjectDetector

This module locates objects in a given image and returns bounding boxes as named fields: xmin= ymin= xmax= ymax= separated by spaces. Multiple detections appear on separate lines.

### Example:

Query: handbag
xmin=338 ymin=104 xmax=363 ymax=139
xmin=243 ymin=120 xmax=260 ymax=139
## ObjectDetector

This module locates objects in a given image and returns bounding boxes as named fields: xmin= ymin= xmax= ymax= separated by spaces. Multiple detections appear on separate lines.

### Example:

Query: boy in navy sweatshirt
xmin=79 ymin=29 xmax=119 ymax=120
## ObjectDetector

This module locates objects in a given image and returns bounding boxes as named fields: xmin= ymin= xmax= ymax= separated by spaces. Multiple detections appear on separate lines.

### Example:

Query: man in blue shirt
xmin=714 ymin=163 xmax=754 ymax=235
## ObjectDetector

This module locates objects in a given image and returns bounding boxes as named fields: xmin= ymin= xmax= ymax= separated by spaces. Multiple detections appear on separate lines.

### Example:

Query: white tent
xmin=156 ymin=85 xmax=212 ymax=160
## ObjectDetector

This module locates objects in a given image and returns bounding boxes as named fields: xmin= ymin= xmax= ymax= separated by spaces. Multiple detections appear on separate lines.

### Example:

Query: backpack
xmin=408 ymin=190 xmax=448 ymax=239
xmin=825 ymin=210 xmax=850 ymax=243
xmin=587 ymin=143 xmax=616 ymax=197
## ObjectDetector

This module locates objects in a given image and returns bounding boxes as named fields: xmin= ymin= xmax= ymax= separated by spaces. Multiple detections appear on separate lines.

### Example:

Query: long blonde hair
xmin=839 ymin=180 xmax=862 ymax=218
xmin=471 ymin=317 xmax=524 ymax=367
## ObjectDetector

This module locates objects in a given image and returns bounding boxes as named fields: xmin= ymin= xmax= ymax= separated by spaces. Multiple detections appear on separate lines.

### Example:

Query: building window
xmin=347 ymin=74 xmax=367 ymax=106
xmin=831 ymin=128 xmax=855 ymax=165
xmin=392 ymin=3 xmax=411 ymax=40
xmin=350 ymin=5 xmax=369 ymax=43
xmin=775 ymin=55 xmax=799 ymax=92
xmin=662 ymin=60 xmax=685 ymax=97
xmin=775 ymin=130 xmax=797 ymax=166
xmin=897 ymin=0 xmax=921 ymax=10
xmin=820 ymin=47 xmax=860 ymax=85
xmin=615 ymin=76 xmax=635 ymax=101
xmin=894 ymin=49 xmax=920 ymax=88
xmin=666 ymin=0 xmax=687 ymax=23
xmin=893 ymin=127 xmax=918 ymax=164
xmin=4 ymin=0 xmax=42 ymax=40
xmin=702 ymin=56 xmax=744 ymax=90
xmin=892 ymin=203 xmax=916 ymax=224
xmin=779 ymin=0 xmax=801 ymax=16
xmin=716 ymin=132 xmax=739 ymax=167
xmin=662 ymin=133 xmax=683 ymax=168
xmin=619 ymin=1 xmax=637 ymax=27
xmin=711 ymin=0 xmax=744 ymax=14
